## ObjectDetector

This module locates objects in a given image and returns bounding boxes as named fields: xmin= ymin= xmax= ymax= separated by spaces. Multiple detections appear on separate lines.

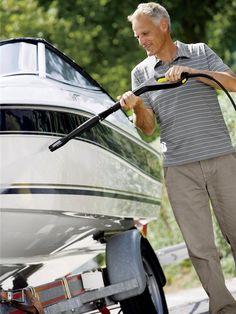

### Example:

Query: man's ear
xmin=160 ymin=18 xmax=169 ymax=32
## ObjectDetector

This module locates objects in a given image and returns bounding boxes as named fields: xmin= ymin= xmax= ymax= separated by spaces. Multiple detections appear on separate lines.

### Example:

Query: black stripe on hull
xmin=2 ymin=187 xmax=160 ymax=205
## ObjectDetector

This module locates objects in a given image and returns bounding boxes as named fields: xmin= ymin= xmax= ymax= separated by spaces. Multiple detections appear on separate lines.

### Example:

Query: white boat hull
xmin=0 ymin=38 xmax=163 ymax=289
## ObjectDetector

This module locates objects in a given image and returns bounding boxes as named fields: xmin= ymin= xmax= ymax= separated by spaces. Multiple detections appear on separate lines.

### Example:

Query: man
xmin=119 ymin=2 xmax=236 ymax=314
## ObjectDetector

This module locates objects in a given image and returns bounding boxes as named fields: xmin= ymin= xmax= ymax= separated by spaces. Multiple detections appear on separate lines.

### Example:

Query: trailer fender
xmin=105 ymin=229 xmax=146 ymax=301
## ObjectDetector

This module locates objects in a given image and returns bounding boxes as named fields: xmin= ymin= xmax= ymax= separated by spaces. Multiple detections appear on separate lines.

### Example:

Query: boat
xmin=0 ymin=38 xmax=166 ymax=313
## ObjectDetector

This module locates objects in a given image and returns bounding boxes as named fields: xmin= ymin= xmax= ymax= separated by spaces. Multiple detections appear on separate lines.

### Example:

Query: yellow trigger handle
xmin=156 ymin=77 xmax=168 ymax=83
xmin=156 ymin=76 xmax=187 ymax=84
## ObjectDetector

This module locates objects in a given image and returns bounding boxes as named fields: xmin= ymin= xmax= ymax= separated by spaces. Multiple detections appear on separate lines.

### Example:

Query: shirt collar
xmin=175 ymin=40 xmax=191 ymax=59
xmin=155 ymin=41 xmax=191 ymax=66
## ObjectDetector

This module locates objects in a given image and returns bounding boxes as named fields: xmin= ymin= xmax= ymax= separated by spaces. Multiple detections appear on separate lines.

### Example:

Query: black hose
xmin=181 ymin=72 xmax=236 ymax=111
xmin=49 ymin=72 xmax=236 ymax=152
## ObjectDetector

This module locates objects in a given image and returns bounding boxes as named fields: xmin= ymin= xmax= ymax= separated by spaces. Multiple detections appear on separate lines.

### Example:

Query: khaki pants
xmin=164 ymin=153 xmax=236 ymax=314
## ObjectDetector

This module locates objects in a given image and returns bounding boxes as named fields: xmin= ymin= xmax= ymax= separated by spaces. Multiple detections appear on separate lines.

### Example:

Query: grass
xmin=162 ymin=254 xmax=235 ymax=293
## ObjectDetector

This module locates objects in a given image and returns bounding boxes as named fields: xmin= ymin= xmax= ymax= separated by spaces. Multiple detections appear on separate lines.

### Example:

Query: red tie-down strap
xmin=0 ymin=287 xmax=45 ymax=314
xmin=98 ymin=306 xmax=111 ymax=314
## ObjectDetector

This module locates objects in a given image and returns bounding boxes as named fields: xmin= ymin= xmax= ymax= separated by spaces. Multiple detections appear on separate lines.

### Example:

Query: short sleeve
xmin=131 ymin=68 xmax=153 ymax=109
xmin=204 ymin=44 xmax=230 ymax=72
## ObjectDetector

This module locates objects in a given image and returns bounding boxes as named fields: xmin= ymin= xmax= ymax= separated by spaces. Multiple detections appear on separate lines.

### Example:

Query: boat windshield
xmin=0 ymin=40 xmax=99 ymax=90
xmin=0 ymin=42 xmax=38 ymax=76
xmin=45 ymin=48 xmax=96 ymax=89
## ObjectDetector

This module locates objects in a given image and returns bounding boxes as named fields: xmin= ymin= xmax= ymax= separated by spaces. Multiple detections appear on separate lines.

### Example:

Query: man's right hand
xmin=118 ymin=91 xmax=144 ymax=112
xmin=118 ymin=92 xmax=156 ymax=136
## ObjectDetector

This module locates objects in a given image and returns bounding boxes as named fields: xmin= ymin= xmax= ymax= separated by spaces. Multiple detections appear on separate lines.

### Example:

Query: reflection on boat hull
xmin=1 ymin=133 xmax=161 ymax=262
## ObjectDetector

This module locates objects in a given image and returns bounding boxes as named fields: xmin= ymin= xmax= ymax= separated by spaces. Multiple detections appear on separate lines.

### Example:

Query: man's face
xmin=132 ymin=14 xmax=167 ymax=57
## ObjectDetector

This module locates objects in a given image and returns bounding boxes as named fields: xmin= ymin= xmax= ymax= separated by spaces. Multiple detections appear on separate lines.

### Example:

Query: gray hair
xmin=127 ymin=2 xmax=171 ymax=29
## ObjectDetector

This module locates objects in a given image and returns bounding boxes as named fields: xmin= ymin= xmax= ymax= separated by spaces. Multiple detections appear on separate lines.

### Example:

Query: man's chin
xmin=146 ymin=50 xmax=154 ymax=56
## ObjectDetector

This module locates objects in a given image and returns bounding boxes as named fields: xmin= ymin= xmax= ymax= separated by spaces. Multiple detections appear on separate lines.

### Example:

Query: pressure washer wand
xmin=49 ymin=72 xmax=236 ymax=152
xmin=49 ymin=76 xmax=187 ymax=152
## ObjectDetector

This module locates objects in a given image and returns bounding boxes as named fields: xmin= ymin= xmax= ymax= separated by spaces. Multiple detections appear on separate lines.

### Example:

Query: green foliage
xmin=164 ymin=0 xmax=220 ymax=43
xmin=0 ymin=0 xmax=59 ymax=39
xmin=163 ymin=260 xmax=200 ymax=291
xmin=207 ymin=0 xmax=236 ymax=71
xmin=1 ymin=0 xmax=235 ymax=98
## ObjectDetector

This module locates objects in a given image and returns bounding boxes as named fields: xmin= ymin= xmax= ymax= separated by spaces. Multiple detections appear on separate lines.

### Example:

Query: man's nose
xmin=138 ymin=36 xmax=145 ymax=47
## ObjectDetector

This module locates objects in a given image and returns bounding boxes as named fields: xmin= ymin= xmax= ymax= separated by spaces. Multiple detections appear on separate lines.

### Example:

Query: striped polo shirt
xmin=132 ymin=41 xmax=235 ymax=166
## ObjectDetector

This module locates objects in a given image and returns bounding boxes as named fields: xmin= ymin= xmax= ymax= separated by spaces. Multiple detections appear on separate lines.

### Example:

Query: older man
xmin=120 ymin=2 xmax=236 ymax=313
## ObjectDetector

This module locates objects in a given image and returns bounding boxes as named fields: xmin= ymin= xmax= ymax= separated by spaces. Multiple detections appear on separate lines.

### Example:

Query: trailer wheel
xmin=120 ymin=238 xmax=169 ymax=314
